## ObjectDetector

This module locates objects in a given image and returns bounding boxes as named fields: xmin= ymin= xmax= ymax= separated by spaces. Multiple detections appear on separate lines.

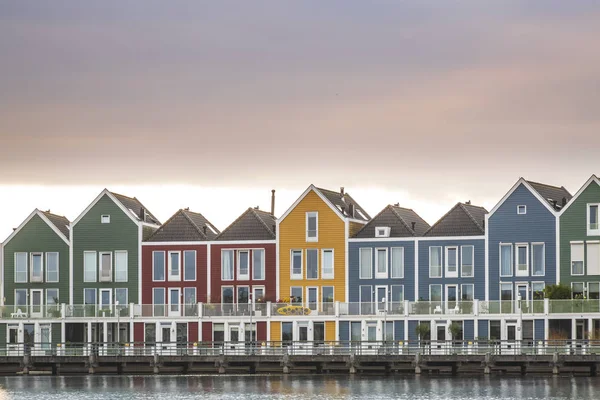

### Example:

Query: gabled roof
xmin=526 ymin=181 xmax=572 ymax=211
xmin=3 ymin=209 xmax=70 ymax=246
xmin=111 ymin=192 xmax=161 ymax=225
xmin=315 ymin=187 xmax=371 ymax=221
xmin=41 ymin=211 xmax=70 ymax=239
xmin=424 ymin=202 xmax=487 ymax=237
xmin=354 ymin=205 xmax=429 ymax=238
xmin=217 ymin=207 xmax=276 ymax=241
xmin=146 ymin=209 xmax=219 ymax=242
xmin=559 ymin=174 xmax=600 ymax=216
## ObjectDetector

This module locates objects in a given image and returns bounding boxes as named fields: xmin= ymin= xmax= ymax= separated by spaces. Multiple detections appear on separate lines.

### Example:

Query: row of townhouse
xmin=0 ymin=175 xmax=599 ymax=351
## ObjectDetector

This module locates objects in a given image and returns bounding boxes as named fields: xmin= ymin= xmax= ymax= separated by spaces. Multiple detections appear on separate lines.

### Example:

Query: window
xmin=307 ymin=287 xmax=318 ymax=310
xmin=587 ymin=241 xmax=600 ymax=276
xmin=183 ymin=250 xmax=196 ymax=281
xmin=46 ymin=289 xmax=59 ymax=307
xmin=500 ymin=244 xmax=513 ymax=277
xmin=115 ymin=288 xmax=128 ymax=306
xmin=84 ymin=288 xmax=96 ymax=317
xmin=589 ymin=204 xmax=600 ymax=234
xmin=213 ymin=323 xmax=224 ymax=343
xmin=572 ymin=282 xmax=585 ymax=299
xmin=31 ymin=253 xmax=43 ymax=282
xmin=429 ymin=246 xmax=442 ymax=278
xmin=532 ymin=243 xmax=545 ymax=276
xmin=168 ymin=251 xmax=180 ymax=281
xmin=515 ymin=244 xmax=528 ymax=276
xmin=375 ymin=248 xmax=388 ymax=279
xmin=115 ymin=251 xmax=128 ymax=282
xmin=306 ymin=249 xmax=318 ymax=279
xmin=489 ymin=320 xmax=501 ymax=341
xmin=322 ymin=286 xmax=334 ymax=303
xmin=391 ymin=247 xmax=404 ymax=279
xmin=15 ymin=252 xmax=27 ymax=283
xmin=253 ymin=249 xmax=265 ymax=280
xmin=221 ymin=286 xmax=234 ymax=304
xmin=306 ymin=212 xmax=318 ymax=241
xmin=238 ymin=250 xmax=249 ymax=280
xmin=253 ymin=286 xmax=265 ymax=303
xmin=359 ymin=248 xmax=372 ymax=279
xmin=391 ymin=285 xmax=404 ymax=305
xmin=375 ymin=227 xmax=391 ymax=238
xmin=500 ymin=283 xmax=513 ymax=301
xmin=571 ymin=242 xmax=584 ymax=275
xmin=99 ymin=252 xmax=112 ymax=282
xmin=290 ymin=287 xmax=303 ymax=304
xmin=237 ymin=286 xmax=249 ymax=304
xmin=101 ymin=215 xmax=110 ymax=224
xmin=15 ymin=289 xmax=27 ymax=309
xmin=445 ymin=247 xmax=458 ymax=278
xmin=532 ymin=282 xmax=545 ymax=300
xmin=291 ymin=250 xmax=303 ymax=279
xmin=430 ymin=284 xmax=442 ymax=302
xmin=153 ymin=288 xmax=165 ymax=316
xmin=282 ymin=322 xmax=293 ymax=345
xmin=589 ymin=282 xmax=600 ymax=300
xmin=517 ymin=205 xmax=527 ymax=215
xmin=99 ymin=289 xmax=111 ymax=309
xmin=145 ymin=323 xmax=156 ymax=343
xmin=460 ymin=246 xmax=474 ymax=277
xmin=153 ymin=251 xmax=165 ymax=281
xmin=221 ymin=250 xmax=234 ymax=280
xmin=322 ymin=249 xmax=334 ymax=279
xmin=314 ymin=322 xmax=325 ymax=345
xmin=461 ymin=284 xmax=474 ymax=301
xmin=46 ymin=252 xmax=59 ymax=283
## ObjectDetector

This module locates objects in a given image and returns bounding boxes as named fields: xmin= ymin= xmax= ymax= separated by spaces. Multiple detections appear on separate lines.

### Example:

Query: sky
xmin=1 ymin=1 xmax=599 ymax=240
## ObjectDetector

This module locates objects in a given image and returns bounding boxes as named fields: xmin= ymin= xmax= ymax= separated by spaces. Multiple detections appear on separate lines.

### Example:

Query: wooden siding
xmin=134 ymin=322 xmax=144 ymax=342
xmin=279 ymin=190 xmax=347 ymax=302
xmin=349 ymin=222 xmax=365 ymax=237
xmin=72 ymin=194 xmax=140 ymax=304
xmin=3 ymin=214 xmax=70 ymax=304
xmin=202 ymin=321 xmax=212 ymax=342
xmin=189 ymin=322 xmax=199 ymax=342
xmin=325 ymin=321 xmax=336 ymax=342
xmin=257 ymin=321 xmax=267 ymax=342
xmin=270 ymin=321 xmax=280 ymax=342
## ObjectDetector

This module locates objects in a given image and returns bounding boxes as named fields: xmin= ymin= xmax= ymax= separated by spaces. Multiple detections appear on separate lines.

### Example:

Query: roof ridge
xmin=146 ymin=209 xmax=204 ymax=241
xmin=389 ymin=205 xmax=416 ymax=236
xmin=216 ymin=208 xmax=253 ymax=240
xmin=526 ymin=180 xmax=567 ymax=191
xmin=249 ymin=208 xmax=276 ymax=237
xmin=424 ymin=203 xmax=461 ymax=236
xmin=458 ymin=203 xmax=485 ymax=233
xmin=180 ymin=209 xmax=209 ymax=240
xmin=41 ymin=210 xmax=70 ymax=221
xmin=354 ymin=205 xmax=412 ymax=237
xmin=354 ymin=205 xmax=388 ymax=236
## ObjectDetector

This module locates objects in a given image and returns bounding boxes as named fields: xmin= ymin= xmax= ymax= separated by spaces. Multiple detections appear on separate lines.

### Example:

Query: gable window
xmin=15 ymin=252 xmax=28 ymax=283
xmin=515 ymin=244 xmax=529 ymax=276
xmin=375 ymin=227 xmax=391 ymax=238
xmin=359 ymin=248 xmax=372 ymax=279
xmin=221 ymin=250 xmax=234 ymax=280
xmin=237 ymin=250 xmax=249 ymax=280
xmin=168 ymin=251 xmax=181 ymax=281
xmin=500 ymin=244 xmax=513 ymax=277
xmin=99 ymin=252 xmax=112 ymax=282
xmin=115 ymin=251 xmax=128 ymax=282
xmin=532 ymin=243 xmax=545 ymax=276
xmin=291 ymin=250 xmax=303 ymax=279
xmin=83 ymin=251 xmax=97 ymax=283
xmin=588 ymin=241 xmax=600 ymax=276
xmin=517 ymin=205 xmax=527 ymax=215
xmin=429 ymin=246 xmax=442 ymax=278
xmin=571 ymin=242 xmax=584 ymax=275
xmin=306 ymin=212 xmax=318 ymax=241
xmin=445 ymin=246 xmax=458 ymax=278
xmin=589 ymin=204 xmax=600 ymax=235
xmin=46 ymin=252 xmax=59 ymax=283
xmin=253 ymin=249 xmax=265 ymax=280
xmin=306 ymin=249 xmax=319 ymax=279
xmin=375 ymin=248 xmax=388 ymax=279
xmin=153 ymin=251 xmax=165 ymax=281
xmin=183 ymin=250 xmax=196 ymax=281
xmin=461 ymin=246 xmax=474 ymax=278
xmin=391 ymin=247 xmax=404 ymax=279
xmin=101 ymin=215 xmax=110 ymax=224
xmin=322 ymin=249 xmax=334 ymax=279
xmin=31 ymin=253 xmax=43 ymax=282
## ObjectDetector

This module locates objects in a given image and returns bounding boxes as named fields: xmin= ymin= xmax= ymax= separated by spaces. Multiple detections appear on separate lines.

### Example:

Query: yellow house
xmin=272 ymin=185 xmax=369 ymax=343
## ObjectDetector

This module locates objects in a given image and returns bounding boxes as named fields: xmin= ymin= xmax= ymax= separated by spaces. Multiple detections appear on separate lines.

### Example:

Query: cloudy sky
xmin=1 ymin=1 xmax=599 ymax=239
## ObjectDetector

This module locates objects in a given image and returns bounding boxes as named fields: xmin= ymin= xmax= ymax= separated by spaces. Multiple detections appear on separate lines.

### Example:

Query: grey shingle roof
xmin=424 ymin=202 xmax=487 ymax=237
xmin=111 ymin=192 xmax=161 ymax=225
xmin=526 ymin=180 xmax=572 ymax=211
xmin=216 ymin=208 xmax=276 ymax=241
xmin=41 ymin=211 xmax=70 ymax=239
xmin=354 ymin=205 xmax=430 ymax=238
xmin=146 ymin=209 xmax=219 ymax=242
xmin=315 ymin=187 xmax=370 ymax=221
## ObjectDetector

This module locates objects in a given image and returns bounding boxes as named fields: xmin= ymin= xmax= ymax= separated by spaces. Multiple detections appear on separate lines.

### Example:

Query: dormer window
xmin=517 ymin=205 xmax=526 ymax=215
xmin=375 ymin=227 xmax=391 ymax=238
xmin=101 ymin=215 xmax=110 ymax=224
xmin=589 ymin=204 xmax=599 ymax=235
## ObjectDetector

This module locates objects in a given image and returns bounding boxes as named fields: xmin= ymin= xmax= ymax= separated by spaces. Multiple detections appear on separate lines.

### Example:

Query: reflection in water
xmin=0 ymin=375 xmax=598 ymax=399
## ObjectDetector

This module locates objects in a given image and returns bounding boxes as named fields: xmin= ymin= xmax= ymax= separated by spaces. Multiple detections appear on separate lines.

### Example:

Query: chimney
xmin=271 ymin=189 xmax=276 ymax=216
xmin=552 ymin=200 xmax=557 ymax=208
xmin=46 ymin=209 xmax=51 ymax=213
xmin=255 ymin=206 xmax=259 ymax=210
xmin=394 ymin=203 xmax=399 ymax=207
xmin=466 ymin=200 xmax=471 ymax=205
xmin=139 ymin=207 xmax=146 ymax=221
xmin=203 ymin=226 xmax=207 ymax=235
xmin=411 ymin=222 xmax=416 ymax=231
xmin=483 ymin=219 xmax=485 ymax=229
xmin=340 ymin=187 xmax=345 ymax=196
xmin=348 ymin=203 xmax=355 ymax=217
xmin=562 ymin=197 xmax=567 ymax=206
xmin=184 ymin=207 xmax=189 ymax=211
xmin=272 ymin=224 xmax=276 ymax=233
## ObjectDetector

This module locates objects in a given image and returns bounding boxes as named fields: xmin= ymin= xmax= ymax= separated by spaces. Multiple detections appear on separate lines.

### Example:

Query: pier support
xmin=348 ymin=354 xmax=357 ymax=374
xmin=483 ymin=353 xmax=492 ymax=374
xmin=414 ymin=353 xmax=422 ymax=375
xmin=22 ymin=354 xmax=31 ymax=375
xmin=591 ymin=364 xmax=597 ymax=377
xmin=552 ymin=353 xmax=560 ymax=375
xmin=216 ymin=356 xmax=227 ymax=374
xmin=282 ymin=354 xmax=291 ymax=374
xmin=153 ymin=354 xmax=160 ymax=374
xmin=88 ymin=354 xmax=96 ymax=374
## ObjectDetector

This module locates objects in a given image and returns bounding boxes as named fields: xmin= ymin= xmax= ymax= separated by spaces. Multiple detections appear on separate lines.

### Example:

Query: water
xmin=0 ymin=375 xmax=598 ymax=399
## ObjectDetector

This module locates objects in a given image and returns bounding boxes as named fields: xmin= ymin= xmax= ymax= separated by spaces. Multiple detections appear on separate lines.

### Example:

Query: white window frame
xmin=183 ymin=250 xmax=196 ymax=281
xmin=15 ymin=288 xmax=28 ymax=309
xmin=45 ymin=252 xmax=59 ymax=283
xmin=46 ymin=288 xmax=59 ymax=306
xmin=306 ymin=249 xmax=319 ymax=280
xmin=375 ymin=226 xmax=391 ymax=238
xmin=322 ymin=286 xmax=334 ymax=304
xmin=101 ymin=215 xmax=110 ymax=224
xmin=460 ymin=245 xmax=474 ymax=278
xmin=15 ymin=252 xmax=28 ymax=283
xmin=461 ymin=284 xmax=474 ymax=301
xmin=99 ymin=252 xmax=113 ymax=282
xmin=375 ymin=248 xmax=388 ymax=279
xmin=168 ymin=287 xmax=181 ymax=316
xmin=115 ymin=287 xmax=128 ymax=307
xmin=359 ymin=248 xmax=373 ymax=279
xmin=571 ymin=282 xmax=586 ymax=299
xmin=252 ymin=286 xmax=266 ymax=303
xmin=152 ymin=251 xmax=166 ymax=282
xmin=531 ymin=242 xmax=545 ymax=277
xmin=532 ymin=282 xmax=545 ymax=299
xmin=291 ymin=250 xmax=303 ymax=280
xmin=499 ymin=243 xmax=513 ymax=277
xmin=445 ymin=246 xmax=458 ymax=278
xmin=391 ymin=247 xmax=404 ymax=279
xmin=30 ymin=288 xmax=44 ymax=317
xmin=517 ymin=205 xmax=527 ymax=215
xmin=221 ymin=286 xmax=234 ymax=304
xmin=429 ymin=246 xmax=442 ymax=278
xmin=571 ymin=241 xmax=585 ymax=276
xmin=168 ymin=251 xmax=181 ymax=281
xmin=237 ymin=250 xmax=250 ymax=281
xmin=252 ymin=249 xmax=265 ymax=281
xmin=306 ymin=211 xmax=318 ymax=242
xmin=321 ymin=249 xmax=334 ymax=279
xmin=290 ymin=286 xmax=303 ymax=304
xmin=445 ymin=284 xmax=458 ymax=309
xmin=500 ymin=282 xmax=513 ymax=302
xmin=306 ymin=286 xmax=319 ymax=310
xmin=30 ymin=252 xmax=44 ymax=283
xmin=429 ymin=284 xmax=442 ymax=302
xmin=114 ymin=250 xmax=128 ymax=282
xmin=99 ymin=288 xmax=112 ymax=309
xmin=83 ymin=251 xmax=97 ymax=283
xmin=221 ymin=250 xmax=234 ymax=281
xmin=588 ymin=203 xmax=600 ymax=236
xmin=236 ymin=285 xmax=250 ymax=304
xmin=515 ymin=243 xmax=529 ymax=277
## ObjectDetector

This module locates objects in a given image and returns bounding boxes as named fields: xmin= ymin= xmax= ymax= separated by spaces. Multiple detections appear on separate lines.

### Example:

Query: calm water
xmin=0 ymin=375 xmax=599 ymax=399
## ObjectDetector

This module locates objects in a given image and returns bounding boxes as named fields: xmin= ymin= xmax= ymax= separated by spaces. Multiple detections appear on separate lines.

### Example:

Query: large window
xmin=359 ymin=248 xmax=372 ymax=279
xmin=153 ymin=288 xmax=165 ymax=316
xmin=213 ymin=323 xmax=224 ymax=343
xmin=306 ymin=212 xmax=318 ymax=241
xmin=115 ymin=251 xmax=128 ymax=282
xmin=391 ymin=247 xmax=404 ymax=279
xmin=572 ymin=282 xmax=585 ymax=299
xmin=445 ymin=247 xmax=458 ymax=278
xmin=221 ymin=286 xmax=234 ymax=304
xmin=184 ymin=250 xmax=196 ymax=281
xmin=430 ymin=284 xmax=442 ymax=302
xmin=429 ymin=247 xmax=442 ymax=278
xmin=461 ymin=284 xmax=474 ymax=301
xmin=238 ymin=250 xmax=249 ymax=280
xmin=500 ymin=244 xmax=513 ymax=277
xmin=391 ymin=285 xmax=404 ymax=305
xmin=589 ymin=204 xmax=599 ymax=235
xmin=31 ymin=253 xmax=43 ymax=282
xmin=282 ymin=322 xmax=293 ymax=345
xmin=152 ymin=251 xmax=165 ymax=281
xmin=99 ymin=252 xmax=112 ymax=282
xmin=532 ymin=282 xmax=545 ymax=300
xmin=322 ymin=286 xmax=334 ymax=305
xmin=375 ymin=248 xmax=388 ymax=279
xmin=500 ymin=283 xmax=513 ymax=301
xmin=589 ymin=282 xmax=600 ymax=300
xmin=115 ymin=288 xmax=128 ymax=307
xmin=516 ymin=244 xmax=528 ymax=276
xmin=221 ymin=250 xmax=234 ymax=280
xmin=291 ymin=250 xmax=303 ymax=279
xmin=46 ymin=252 xmax=59 ymax=283
xmin=83 ymin=251 xmax=97 ymax=283
xmin=253 ymin=249 xmax=265 ymax=280
xmin=290 ymin=287 xmax=303 ymax=304
xmin=571 ymin=242 xmax=584 ymax=275
xmin=15 ymin=252 xmax=27 ymax=283
xmin=306 ymin=249 xmax=318 ymax=279
xmin=15 ymin=289 xmax=27 ymax=309
xmin=46 ymin=289 xmax=59 ymax=307
xmin=532 ymin=243 xmax=545 ymax=276
xmin=461 ymin=246 xmax=473 ymax=278
xmin=237 ymin=286 xmax=249 ymax=304
xmin=322 ymin=249 xmax=334 ymax=279
xmin=588 ymin=242 xmax=600 ymax=276
xmin=168 ymin=251 xmax=181 ymax=281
